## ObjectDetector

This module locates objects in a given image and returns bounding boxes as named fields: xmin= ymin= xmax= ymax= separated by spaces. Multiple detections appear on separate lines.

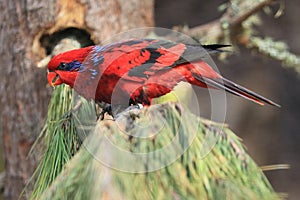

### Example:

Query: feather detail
xmin=47 ymin=38 xmax=279 ymax=107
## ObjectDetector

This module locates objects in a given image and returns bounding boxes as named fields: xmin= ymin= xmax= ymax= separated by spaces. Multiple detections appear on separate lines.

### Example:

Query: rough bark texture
xmin=0 ymin=0 xmax=154 ymax=199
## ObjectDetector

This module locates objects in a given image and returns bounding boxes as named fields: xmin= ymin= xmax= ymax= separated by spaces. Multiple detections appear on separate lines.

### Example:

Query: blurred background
xmin=155 ymin=0 xmax=299 ymax=199
xmin=0 ymin=0 xmax=299 ymax=199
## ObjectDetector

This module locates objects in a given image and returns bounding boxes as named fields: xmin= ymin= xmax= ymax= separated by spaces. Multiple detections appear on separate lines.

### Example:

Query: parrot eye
xmin=57 ymin=62 xmax=69 ymax=71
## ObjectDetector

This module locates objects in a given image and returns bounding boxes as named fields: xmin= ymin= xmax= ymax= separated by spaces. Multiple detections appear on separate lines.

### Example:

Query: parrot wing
xmin=100 ymin=39 xmax=227 ymax=83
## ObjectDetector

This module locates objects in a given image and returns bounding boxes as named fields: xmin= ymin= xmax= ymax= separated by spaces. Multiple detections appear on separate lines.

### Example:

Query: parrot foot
xmin=97 ymin=103 xmax=143 ymax=120
xmin=98 ymin=104 xmax=113 ymax=120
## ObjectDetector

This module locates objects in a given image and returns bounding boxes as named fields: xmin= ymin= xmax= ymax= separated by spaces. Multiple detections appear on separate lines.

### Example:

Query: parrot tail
xmin=193 ymin=74 xmax=280 ymax=107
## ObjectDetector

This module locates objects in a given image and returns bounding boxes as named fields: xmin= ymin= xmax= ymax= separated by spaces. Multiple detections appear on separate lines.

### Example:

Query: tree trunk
xmin=0 ymin=0 xmax=153 ymax=199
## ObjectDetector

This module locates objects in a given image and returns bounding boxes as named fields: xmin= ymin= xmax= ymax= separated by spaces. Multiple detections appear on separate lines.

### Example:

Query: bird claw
xmin=97 ymin=103 xmax=143 ymax=120
xmin=115 ymin=104 xmax=143 ymax=120
xmin=98 ymin=104 xmax=113 ymax=120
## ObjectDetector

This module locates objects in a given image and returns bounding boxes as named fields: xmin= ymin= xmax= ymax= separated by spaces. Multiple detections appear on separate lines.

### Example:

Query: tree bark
xmin=0 ymin=0 xmax=153 ymax=199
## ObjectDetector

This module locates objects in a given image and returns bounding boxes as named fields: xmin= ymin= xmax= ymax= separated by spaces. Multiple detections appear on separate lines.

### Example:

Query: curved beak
xmin=47 ymin=71 xmax=62 ymax=87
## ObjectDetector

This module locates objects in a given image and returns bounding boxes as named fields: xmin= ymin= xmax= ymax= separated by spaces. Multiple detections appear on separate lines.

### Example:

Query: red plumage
xmin=47 ymin=39 xmax=279 ymax=107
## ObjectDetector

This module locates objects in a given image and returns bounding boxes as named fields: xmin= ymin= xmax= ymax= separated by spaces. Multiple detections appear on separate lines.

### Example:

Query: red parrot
xmin=47 ymin=39 xmax=279 ymax=108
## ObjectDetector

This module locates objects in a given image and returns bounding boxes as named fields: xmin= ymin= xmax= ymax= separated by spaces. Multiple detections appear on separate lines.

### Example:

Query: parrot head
xmin=47 ymin=46 xmax=93 ymax=88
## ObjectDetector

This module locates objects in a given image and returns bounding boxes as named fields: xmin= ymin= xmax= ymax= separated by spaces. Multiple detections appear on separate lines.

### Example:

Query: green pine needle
xmin=29 ymin=85 xmax=81 ymax=199
xmin=33 ymin=102 xmax=280 ymax=200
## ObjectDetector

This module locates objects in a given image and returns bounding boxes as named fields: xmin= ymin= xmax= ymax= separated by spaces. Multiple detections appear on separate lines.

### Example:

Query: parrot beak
xmin=47 ymin=71 xmax=62 ymax=87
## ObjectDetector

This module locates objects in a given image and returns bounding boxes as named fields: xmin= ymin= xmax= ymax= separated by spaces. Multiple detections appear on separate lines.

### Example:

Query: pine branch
xmin=36 ymin=102 xmax=280 ymax=200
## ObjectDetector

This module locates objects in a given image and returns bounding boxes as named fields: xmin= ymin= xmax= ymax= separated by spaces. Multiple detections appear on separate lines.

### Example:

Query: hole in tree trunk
xmin=40 ymin=27 xmax=95 ymax=55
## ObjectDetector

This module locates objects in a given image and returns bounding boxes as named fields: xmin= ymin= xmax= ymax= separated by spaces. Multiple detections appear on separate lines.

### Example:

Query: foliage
xmin=249 ymin=36 xmax=300 ymax=74
xmin=30 ymin=98 xmax=280 ymax=199
xmin=29 ymin=85 xmax=81 ymax=199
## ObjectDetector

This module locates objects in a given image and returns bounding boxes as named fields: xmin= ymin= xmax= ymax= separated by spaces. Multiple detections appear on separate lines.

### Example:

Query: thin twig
xmin=187 ymin=19 xmax=221 ymax=37
xmin=230 ymin=0 xmax=277 ymax=28
xmin=177 ymin=0 xmax=278 ymax=41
